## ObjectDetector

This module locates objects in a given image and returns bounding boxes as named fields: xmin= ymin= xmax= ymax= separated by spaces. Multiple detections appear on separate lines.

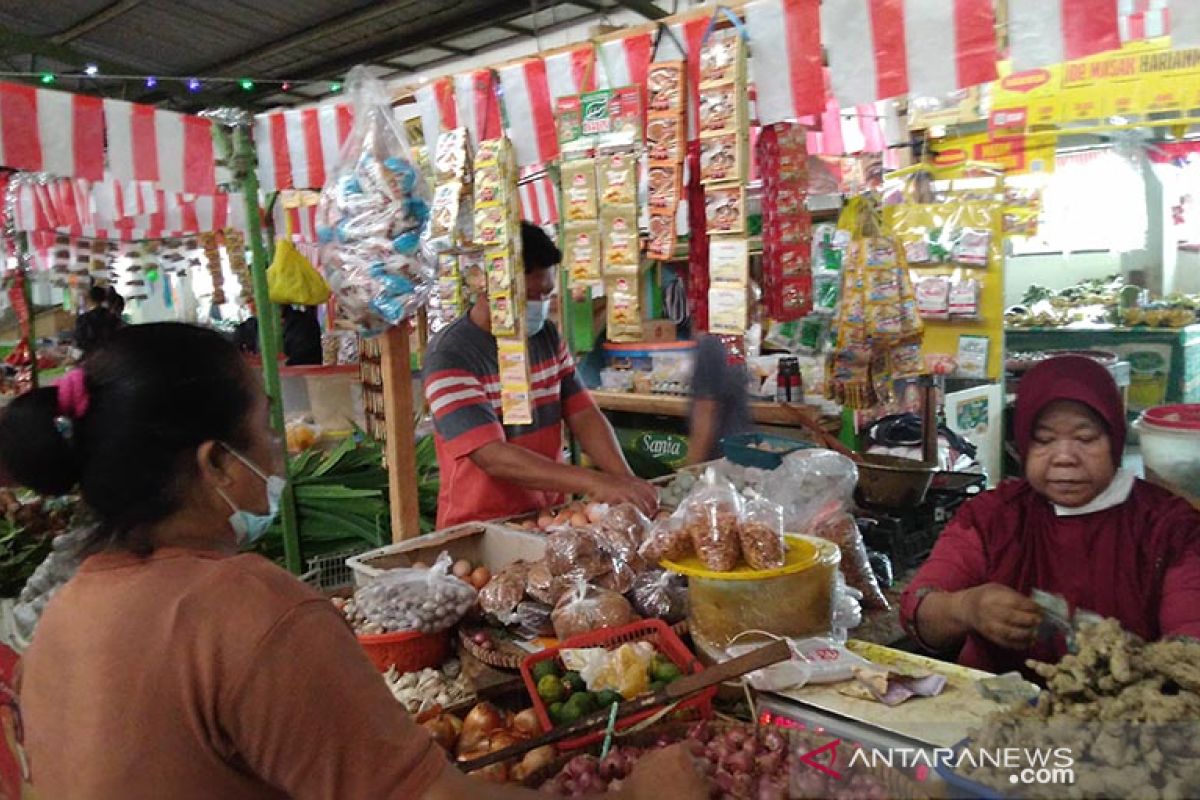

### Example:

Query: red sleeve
xmin=899 ymin=498 xmax=990 ymax=638
xmin=1158 ymin=505 xmax=1200 ymax=640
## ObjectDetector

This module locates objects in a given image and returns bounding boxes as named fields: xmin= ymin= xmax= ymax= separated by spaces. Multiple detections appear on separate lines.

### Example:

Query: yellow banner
xmin=928 ymin=133 xmax=1056 ymax=176
xmin=991 ymin=39 xmax=1200 ymax=129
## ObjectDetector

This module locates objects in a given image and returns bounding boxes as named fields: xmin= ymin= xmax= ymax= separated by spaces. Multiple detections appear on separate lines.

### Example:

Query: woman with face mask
xmin=0 ymin=323 xmax=705 ymax=800
xmin=899 ymin=356 xmax=1200 ymax=675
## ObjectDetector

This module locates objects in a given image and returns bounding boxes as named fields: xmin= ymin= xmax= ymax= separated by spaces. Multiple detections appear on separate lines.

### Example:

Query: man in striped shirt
xmin=424 ymin=223 xmax=658 ymax=528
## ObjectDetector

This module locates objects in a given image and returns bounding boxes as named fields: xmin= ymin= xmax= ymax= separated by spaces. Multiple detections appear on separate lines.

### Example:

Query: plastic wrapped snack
xmin=512 ymin=601 xmax=555 ymax=637
xmin=762 ymin=449 xmax=858 ymax=534
xmin=638 ymin=508 xmax=694 ymax=565
xmin=545 ymin=529 xmax=610 ymax=582
xmin=478 ymin=560 xmax=530 ymax=623
xmin=353 ymin=552 xmax=477 ymax=634
xmin=812 ymin=512 xmax=889 ymax=611
xmin=680 ymin=470 xmax=743 ymax=572
xmin=526 ymin=559 xmax=569 ymax=606
xmin=316 ymin=67 xmax=434 ymax=334
xmin=550 ymin=580 xmax=636 ymax=640
xmin=592 ymin=502 xmax=651 ymax=570
xmin=739 ymin=492 xmax=786 ymax=571
xmin=595 ymin=559 xmax=636 ymax=595
xmin=629 ymin=570 xmax=688 ymax=623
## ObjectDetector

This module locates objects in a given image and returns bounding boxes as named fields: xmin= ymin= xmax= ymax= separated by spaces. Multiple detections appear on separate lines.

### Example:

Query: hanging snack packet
xmin=916 ymin=276 xmax=950 ymax=319
xmin=561 ymin=159 xmax=598 ymax=222
xmin=739 ymin=491 xmax=786 ymax=571
xmin=598 ymin=152 xmax=638 ymax=206
xmin=564 ymin=224 xmax=601 ymax=282
xmin=952 ymin=228 xmax=991 ymax=267
xmin=679 ymin=469 xmax=743 ymax=572
xmin=812 ymin=513 xmax=889 ymax=611
xmin=949 ymin=277 xmax=981 ymax=318
xmin=647 ymin=62 xmax=685 ymax=113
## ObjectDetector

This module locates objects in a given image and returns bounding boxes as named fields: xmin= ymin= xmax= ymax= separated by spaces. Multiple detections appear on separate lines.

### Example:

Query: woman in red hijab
xmin=900 ymin=355 xmax=1200 ymax=674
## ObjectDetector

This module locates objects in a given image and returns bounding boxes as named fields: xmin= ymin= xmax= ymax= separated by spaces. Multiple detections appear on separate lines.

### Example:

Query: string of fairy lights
xmin=0 ymin=66 xmax=342 ymax=95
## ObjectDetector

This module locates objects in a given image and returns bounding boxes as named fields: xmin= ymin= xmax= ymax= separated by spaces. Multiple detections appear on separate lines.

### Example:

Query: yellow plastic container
xmin=663 ymin=535 xmax=841 ymax=648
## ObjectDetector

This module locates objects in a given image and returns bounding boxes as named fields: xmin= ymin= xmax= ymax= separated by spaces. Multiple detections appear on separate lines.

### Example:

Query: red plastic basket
xmin=519 ymin=619 xmax=714 ymax=751
xmin=357 ymin=628 xmax=450 ymax=673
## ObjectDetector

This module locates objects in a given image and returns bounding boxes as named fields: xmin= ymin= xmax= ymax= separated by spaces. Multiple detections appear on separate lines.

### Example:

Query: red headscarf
xmin=1014 ymin=355 xmax=1125 ymax=465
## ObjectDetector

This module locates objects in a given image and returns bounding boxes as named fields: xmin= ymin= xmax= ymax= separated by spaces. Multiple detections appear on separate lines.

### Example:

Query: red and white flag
xmin=104 ymin=99 xmax=217 ymax=196
xmin=518 ymin=165 xmax=559 ymax=226
xmin=1119 ymin=0 xmax=1169 ymax=41
xmin=598 ymin=32 xmax=653 ymax=89
xmin=414 ymin=77 xmax=457 ymax=154
xmin=496 ymin=59 xmax=558 ymax=167
xmin=1008 ymin=0 xmax=1121 ymax=72
xmin=823 ymin=0 xmax=998 ymax=106
xmin=745 ymin=0 xmax=824 ymax=124
xmin=1171 ymin=0 xmax=1200 ymax=48
xmin=453 ymin=69 xmax=503 ymax=147
xmin=0 ymin=83 xmax=104 ymax=180
xmin=543 ymin=46 xmax=597 ymax=101
xmin=253 ymin=103 xmax=353 ymax=192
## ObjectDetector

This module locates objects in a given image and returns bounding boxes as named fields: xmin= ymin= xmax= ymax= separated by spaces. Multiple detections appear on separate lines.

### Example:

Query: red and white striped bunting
xmin=103 ymin=99 xmax=218 ymax=195
xmin=497 ymin=59 xmax=559 ymax=167
xmin=822 ymin=0 xmax=998 ymax=106
xmin=745 ymin=0 xmax=824 ymax=124
xmin=275 ymin=202 xmax=321 ymax=243
xmin=0 ymin=82 xmax=104 ymax=180
xmin=414 ymin=77 xmax=457 ymax=156
xmin=598 ymin=32 xmax=654 ymax=90
xmin=1008 ymin=0 xmax=1121 ymax=72
xmin=454 ymin=70 xmax=503 ymax=148
xmin=543 ymin=46 xmax=597 ymax=102
xmin=1119 ymin=0 xmax=1169 ymax=41
xmin=517 ymin=165 xmax=559 ymax=226
xmin=254 ymin=103 xmax=354 ymax=192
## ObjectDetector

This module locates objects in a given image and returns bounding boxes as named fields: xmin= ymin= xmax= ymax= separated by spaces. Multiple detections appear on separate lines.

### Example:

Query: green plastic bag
xmin=267 ymin=239 xmax=330 ymax=306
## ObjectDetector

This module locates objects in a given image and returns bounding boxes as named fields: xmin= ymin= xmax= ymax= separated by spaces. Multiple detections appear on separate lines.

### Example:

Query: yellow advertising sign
xmin=928 ymin=133 xmax=1056 ymax=176
xmin=990 ymin=39 xmax=1200 ymax=129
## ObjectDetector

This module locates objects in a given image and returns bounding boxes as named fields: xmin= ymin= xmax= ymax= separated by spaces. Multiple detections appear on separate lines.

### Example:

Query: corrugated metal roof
xmin=0 ymin=0 xmax=652 ymax=108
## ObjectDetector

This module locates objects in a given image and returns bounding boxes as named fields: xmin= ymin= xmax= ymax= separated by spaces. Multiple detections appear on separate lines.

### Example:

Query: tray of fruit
xmin=519 ymin=619 xmax=713 ymax=750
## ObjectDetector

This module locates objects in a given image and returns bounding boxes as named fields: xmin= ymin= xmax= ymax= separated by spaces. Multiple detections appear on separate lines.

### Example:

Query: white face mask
xmin=215 ymin=445 xmax=285 ymax=545
xmin=525 ymin=299 xmax=551 ymax=336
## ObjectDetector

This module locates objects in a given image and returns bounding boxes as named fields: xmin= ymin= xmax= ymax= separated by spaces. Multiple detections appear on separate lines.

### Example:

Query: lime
xmin=548 ymin=702 xmax=565 ymax=724
xmin=652 ymin=662 xmax=683 ymax=683
xmin=537 ymin=674 xmax=565 ymax=703
xmin=566 ymin=691 xmax=595 ymax=715
xmin=561 ymin=670 xmax=585 ymax=695
xmin=558 ymin=700 xmax=583 ymax=723
xmin=595 ymin=689 xmax=623 ymax=709
xmin=532 ymin=660 xmax=559 ymax=683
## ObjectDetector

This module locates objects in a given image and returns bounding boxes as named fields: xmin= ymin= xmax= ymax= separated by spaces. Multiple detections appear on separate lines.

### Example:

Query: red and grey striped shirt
xmin=423 ymin=315 xmax=595 ymax=527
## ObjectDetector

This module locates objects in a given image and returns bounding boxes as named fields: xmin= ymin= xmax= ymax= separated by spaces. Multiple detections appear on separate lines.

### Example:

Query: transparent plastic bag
xmin=739 ymin=491 xmax=786 ymax=571
xmin=544 ymin=529 xmax=610 ymax=582
xmin=512 ymin=600 xmax=555 ymax=637
xmin=550 ymin=579 xmax=635 ymax=640
xmin=812 ymin=512 xmax=889 ymax=611
xmin=762 ymin=449 xmax=858 ymax=534
xmin=478 ymin=560 xmax=530 ymax=623
xmin=679 ymin=469 xmax=743 ymax=572
xmin=353 ymin=551 xmax=477 ymax=634
xmin=316 ymin=66 xmax=434 ymax=334
xmin=592 ymin=502 xmax=651 ymax=570
xmin=638 ymin=507 xmax=694 ymax=565
xmin=525 ymin=559 xmax=569 ymax=606
xmin=629 ymin=570 xmax=688 ymax=623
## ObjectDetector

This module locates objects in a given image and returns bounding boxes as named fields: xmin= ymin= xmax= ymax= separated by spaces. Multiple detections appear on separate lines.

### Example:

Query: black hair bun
xmin=0 ymin=387 xmax=80 ymax=496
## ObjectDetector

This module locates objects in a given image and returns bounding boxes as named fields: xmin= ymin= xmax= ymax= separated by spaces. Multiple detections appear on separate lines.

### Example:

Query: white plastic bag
xmin=353 ymin=551 xmax=476 ymax=634
xmin=762 ymin=449 xmax=858 ymax=533
xmin=316 ymin=66 xmax=434 ymax=334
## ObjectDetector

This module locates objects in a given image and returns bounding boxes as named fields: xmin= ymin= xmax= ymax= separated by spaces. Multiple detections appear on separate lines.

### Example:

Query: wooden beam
xmin=0 ymin=24 xmax=144 ymax=76
xmin=51 ymin=0 xmax=146 ymax=44
xmin=610 ymin=0 xmax=668 ymax=20
xmin=381 ymin=324 xmax=421 ymax=540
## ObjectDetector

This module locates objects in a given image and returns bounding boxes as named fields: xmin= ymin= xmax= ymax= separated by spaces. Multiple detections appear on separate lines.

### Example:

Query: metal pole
xmin=231 ymin=125 xmax=302 ymax=574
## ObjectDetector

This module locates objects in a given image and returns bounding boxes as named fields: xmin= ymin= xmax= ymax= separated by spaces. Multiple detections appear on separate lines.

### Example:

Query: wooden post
xmin=381 ymin=323 xmax=421 ymax=540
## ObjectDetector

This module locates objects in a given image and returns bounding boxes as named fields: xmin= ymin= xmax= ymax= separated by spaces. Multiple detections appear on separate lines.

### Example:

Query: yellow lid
xmin=662 ymin=534 xmax=823 ymax=581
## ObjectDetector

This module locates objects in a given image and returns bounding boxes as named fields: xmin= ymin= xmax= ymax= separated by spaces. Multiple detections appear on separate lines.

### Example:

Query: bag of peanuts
xmin=679 ymin=469 xmax=743 ymax=572
xmin=739 ymin=491 xmax=786 ymax=571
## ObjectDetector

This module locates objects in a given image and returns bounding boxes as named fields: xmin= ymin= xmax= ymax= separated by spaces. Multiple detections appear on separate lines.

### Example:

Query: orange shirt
xmin=19 ymin=547 xmax=448 ymax=799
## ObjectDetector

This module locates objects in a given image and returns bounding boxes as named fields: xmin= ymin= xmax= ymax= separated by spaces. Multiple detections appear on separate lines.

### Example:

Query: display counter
xmin=1007 ymin=324 xmax=1200 ymax=410
xmin=591 ymin=391 xmax=842 ymax=430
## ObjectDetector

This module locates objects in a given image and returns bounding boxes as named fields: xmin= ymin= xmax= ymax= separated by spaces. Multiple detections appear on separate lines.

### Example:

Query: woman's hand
xmin=960 ymin=583 xmax=1043 ymax=650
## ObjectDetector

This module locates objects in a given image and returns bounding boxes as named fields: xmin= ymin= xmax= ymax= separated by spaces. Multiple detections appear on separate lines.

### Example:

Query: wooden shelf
xmin=591 ymin=390 xmax=841 ymax=432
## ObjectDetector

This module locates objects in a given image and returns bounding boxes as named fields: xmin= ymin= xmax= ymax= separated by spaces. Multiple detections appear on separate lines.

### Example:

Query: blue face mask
xmin=525 ymin=299 xmax=551 ymax=337
xmin=217 ymin=445 xmax=285 ymax=545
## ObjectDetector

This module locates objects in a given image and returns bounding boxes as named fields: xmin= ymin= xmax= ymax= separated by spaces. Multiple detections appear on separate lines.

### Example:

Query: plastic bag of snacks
xmin=739 ymin=491 xmax=786 ymax=571
xmin=811 ymin=513 xmax=889 ymax=611
xmin=762 ymin=449 xmax=858 ymax=534
xmin=354 ymin=552 xmax=477 ymax=634
xmin=316 ymin=66 xmax=434 ymax=334
xmin=638 ymin=507 xmax=694 ymax=565
xmin=544 ymin=529 xmax=611 ymax=582
xmin=550 ymin=579 xmax=636 ymax=640
xmin=478 ymin=560 xmax=531 ymax=623
xmin=591 ymin=503 xmax=651 ymax=570
xmin=679 ymin=469 xmax=743 ymax=572
xmin=525 ymin=559 xmax=569 ymax=606
xmin=628 ymin=569 xmax=688 ymax=623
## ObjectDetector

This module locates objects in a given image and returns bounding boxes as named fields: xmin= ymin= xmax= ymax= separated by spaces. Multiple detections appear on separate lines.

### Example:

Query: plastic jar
xmin=1134 ymin=404 xmax=1200 ymax=507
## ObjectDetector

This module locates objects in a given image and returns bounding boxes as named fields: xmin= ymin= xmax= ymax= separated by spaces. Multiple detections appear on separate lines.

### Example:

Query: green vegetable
xmin=567 ymin=692 xmax=596 ymax=715
xmin=595 ymin=689 xmax=623 ymax=709
xmin=651 ymin=661 xmax=683 ymax=684
xmin=557 ymin=701 xmax=583 ymax=724
xmin=537 ymin=674 xmax=565 ymax=703
xmin=532 ymin=660 xmax=560 ymax=683
xmin=561 ymin=670 xmax=585 ymax=695
xmin=548 ymin=702 xmax=566 ymax=724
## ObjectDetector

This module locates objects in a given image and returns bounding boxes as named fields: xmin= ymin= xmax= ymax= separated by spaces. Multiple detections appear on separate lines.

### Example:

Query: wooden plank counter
xmin=590 ymin=391 xmax=842 ymax=433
